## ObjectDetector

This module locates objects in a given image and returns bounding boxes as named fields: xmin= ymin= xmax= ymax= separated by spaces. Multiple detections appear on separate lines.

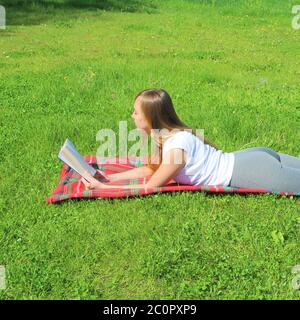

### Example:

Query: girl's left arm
xmin=82 ymin=148 xmax=187 ymax=191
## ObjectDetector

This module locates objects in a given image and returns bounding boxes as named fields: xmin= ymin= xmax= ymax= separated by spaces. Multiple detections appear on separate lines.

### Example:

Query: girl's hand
xmin=81 ymin=172 xmax=106 ymax=190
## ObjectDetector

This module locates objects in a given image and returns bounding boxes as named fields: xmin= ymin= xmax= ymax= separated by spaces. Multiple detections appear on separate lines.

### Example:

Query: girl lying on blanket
xmin=82 ymin=88 xmax=300 ymax=193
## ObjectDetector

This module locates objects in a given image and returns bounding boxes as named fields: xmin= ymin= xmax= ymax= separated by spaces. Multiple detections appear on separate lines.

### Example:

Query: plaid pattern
xmin=47 ymin=155 xmax=300 ymax=203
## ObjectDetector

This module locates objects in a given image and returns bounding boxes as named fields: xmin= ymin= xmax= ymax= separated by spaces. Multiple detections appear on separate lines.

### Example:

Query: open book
xmin=58 ymin=138 xmax=107 ymax=182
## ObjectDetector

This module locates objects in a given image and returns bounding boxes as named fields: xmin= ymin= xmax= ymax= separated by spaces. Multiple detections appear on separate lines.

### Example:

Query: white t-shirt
xmin=162 ymin=131 xmax=235 ymax=186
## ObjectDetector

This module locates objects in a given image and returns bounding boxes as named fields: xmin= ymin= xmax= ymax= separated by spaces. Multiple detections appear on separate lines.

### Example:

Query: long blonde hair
xmin=134 ymin=88 xmax=219 ymax=172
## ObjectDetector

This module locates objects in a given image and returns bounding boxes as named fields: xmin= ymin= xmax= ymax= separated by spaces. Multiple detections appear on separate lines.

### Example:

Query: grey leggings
xmin=229 ymin=147 xmax=300 ymax=193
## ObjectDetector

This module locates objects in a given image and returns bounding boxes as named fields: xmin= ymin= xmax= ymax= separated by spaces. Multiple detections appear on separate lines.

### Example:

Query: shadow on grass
xmin=49 ymin=190 xmax=288 ymax=206
xmin=1 ymin=0 xmax=158 ymax=26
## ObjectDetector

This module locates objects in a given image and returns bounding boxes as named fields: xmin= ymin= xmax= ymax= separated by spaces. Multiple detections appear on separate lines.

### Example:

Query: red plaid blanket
xmin=47 ymin=156 xmax=299 ymax=203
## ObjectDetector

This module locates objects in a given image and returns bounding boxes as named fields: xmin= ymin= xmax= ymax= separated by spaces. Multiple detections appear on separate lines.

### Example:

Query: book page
xmin=58 ymin=139 xmax=96 ymax=182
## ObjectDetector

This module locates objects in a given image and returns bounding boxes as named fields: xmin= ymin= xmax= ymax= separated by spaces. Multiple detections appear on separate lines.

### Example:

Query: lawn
xmin=0 ymin=0 xmax=300 ymax=299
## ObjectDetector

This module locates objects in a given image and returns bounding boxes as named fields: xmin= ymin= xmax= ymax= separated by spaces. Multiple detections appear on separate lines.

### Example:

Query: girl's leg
xmin=233 ymin=146 xmax=300 ymax=170
xmin=229 ymin=151 xmax=300 ymax=193
xmin=277 ymin=152 xmax=300 ymax=170
xmin=232 ymin=147 xmax=281 ymax=161
xmin=234 ymin=147 xmax=300 ymax=169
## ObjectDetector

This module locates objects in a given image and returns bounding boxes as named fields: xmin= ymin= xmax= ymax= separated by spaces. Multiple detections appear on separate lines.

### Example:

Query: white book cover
xmin=58 ymin=138 xmax=97 ymax=182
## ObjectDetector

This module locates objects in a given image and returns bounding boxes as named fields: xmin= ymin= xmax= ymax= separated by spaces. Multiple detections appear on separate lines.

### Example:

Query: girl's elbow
xmin=144 ymin=166 xmax=155 ymax=177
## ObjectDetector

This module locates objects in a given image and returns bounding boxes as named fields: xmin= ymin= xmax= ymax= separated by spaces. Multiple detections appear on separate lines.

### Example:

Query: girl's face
xmin=131 ymin=96 xmax=150 ymax=134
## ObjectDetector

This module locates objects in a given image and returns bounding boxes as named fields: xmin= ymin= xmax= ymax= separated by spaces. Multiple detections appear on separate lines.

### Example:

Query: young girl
xmin=83 ymin=88 xmax=300 ymax=193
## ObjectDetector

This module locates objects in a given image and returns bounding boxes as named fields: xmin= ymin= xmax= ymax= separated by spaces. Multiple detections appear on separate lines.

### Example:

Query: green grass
xmin=0 ymin=0 xmax=300 ymax=299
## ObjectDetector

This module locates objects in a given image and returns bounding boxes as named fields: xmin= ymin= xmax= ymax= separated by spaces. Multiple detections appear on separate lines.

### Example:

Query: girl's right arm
xmin=107 ymin=166 xmax=154 ymax=181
